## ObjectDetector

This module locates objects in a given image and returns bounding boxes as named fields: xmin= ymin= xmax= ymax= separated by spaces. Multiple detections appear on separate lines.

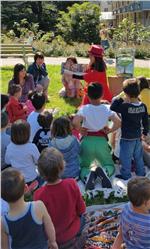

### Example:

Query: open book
xmin=61 ymin=62 xmax=87 ymax=75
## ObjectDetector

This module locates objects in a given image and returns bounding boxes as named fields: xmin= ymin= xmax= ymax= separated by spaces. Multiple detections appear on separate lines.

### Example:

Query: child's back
xmin=50 ymin=117 xmax=80 ymax=178
xmin=34 ymin=178 xmax=85 ymax=244
xmin=33 ymin=147 xmax=86 ymax=245
xmin=2 ymin=201 xmax=48 ymax=249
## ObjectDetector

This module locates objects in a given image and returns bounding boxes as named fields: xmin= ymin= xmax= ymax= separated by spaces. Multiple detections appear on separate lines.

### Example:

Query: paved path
xmin=1 ymin=56 xmax=150 ymax=68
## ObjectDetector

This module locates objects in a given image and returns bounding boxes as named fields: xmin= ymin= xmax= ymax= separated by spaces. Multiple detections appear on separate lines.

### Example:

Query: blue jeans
xmin=120 ymin=138 xmax=145 ymax=180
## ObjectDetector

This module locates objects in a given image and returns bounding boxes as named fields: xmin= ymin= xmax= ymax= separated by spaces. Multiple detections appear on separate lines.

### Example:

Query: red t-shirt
xmin=82 ymin=69 xmax=112 ymax=105
xmin=6 ymin=96 xmax=26 ymax=123
xmin=33 ymin=179 xmax=86 ymax=243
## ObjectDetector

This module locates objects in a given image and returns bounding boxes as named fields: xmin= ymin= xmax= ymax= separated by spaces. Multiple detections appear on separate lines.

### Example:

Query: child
xmin=33 ymin=110 xmax=53 ymax=152
xmin=73 ymin=82 xmax=121 ymax=189
xmin=27 ymin=91 xmax=46 ymax=141
xmin=1 ymin=168 xmax=58 ymax=249
xmin=25 ymin=90 xmax=36 ymax=116
xmin=1 ymin=112 xmax=10 ymax=170
xmin=6 ymin=84 xmax=27 ymax=123
xmin=62 ymin=57 xmax=82 ymax=98
xmin=5 ymin=120 xmax=40 ymax=184
xmin=1 ymin=93 xmax=9 ymax=111
xmin=50 ymin=116 xmax=80 ymax=179
xmin=111 ymin=78 xmax=149 ymax=180
xmin=138 ymin=76 xmax=150 ymax=129
xmin=33 ymin=147 xmax=86 ymax=247
xmin=112 ymin=176 xmax=150 ymax=249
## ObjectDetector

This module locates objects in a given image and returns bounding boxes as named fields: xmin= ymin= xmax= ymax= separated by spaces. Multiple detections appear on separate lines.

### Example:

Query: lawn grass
xmin=1 ymin=65 xmax=150 ymax=115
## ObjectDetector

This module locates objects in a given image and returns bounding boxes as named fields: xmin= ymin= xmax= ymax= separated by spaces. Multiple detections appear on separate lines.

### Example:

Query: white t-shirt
xmin=77 ymin=104 xmax=115 ymax=132
xmin=5 ymin=142 xmax=40 ymax=183
xmin=27 ymin=111 xmax=41 ymax=141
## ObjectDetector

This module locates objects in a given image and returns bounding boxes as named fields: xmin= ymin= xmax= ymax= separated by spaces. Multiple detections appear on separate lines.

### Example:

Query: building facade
xmin=112 ymin=1 xmax=150 ymax=27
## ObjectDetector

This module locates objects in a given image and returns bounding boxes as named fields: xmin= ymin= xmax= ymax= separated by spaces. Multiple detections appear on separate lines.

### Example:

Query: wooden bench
xmin=1 ymin=44 xmax=35 ymax=67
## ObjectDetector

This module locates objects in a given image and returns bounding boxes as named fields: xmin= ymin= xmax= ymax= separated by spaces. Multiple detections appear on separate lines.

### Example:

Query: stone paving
xmin=1 ymin=56 xmax=150 ymax=68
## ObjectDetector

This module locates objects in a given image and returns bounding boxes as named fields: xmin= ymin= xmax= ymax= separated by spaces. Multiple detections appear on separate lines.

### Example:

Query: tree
xmin=56 ymin=2 xmax=101 ymax=44
xmin=113 ymin=18 xmax=150 ymax=45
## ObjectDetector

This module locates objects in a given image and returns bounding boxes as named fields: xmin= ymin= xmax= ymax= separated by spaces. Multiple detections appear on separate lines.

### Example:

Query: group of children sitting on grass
xmin=1 ymin=65 xmax=150 ymax=248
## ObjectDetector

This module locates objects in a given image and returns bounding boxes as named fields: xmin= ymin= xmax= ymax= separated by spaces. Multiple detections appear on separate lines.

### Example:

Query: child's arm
xmin=35 ymin=201 xmax=58 ymax=249
xmin=72 ymin=115 xmax=83 ymax=131
xmin=1 ymin=219 xmax=9 ymax=249
xmin=112 ymin=226 xmax=123 ymax=249
xmin=31 ymin=144 xmax=40 ymax=164
xmin=108 ymin=114 xmax=121 ymax=134
xmin=110 ymin=98 xmax=124 ymax=113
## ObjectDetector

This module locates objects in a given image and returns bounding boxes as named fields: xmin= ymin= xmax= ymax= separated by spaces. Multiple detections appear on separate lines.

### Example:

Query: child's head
xmin=1 ymin=94 xmax=9 ymax=110
xmin=38 ymin=147 xmax=64 ymax=183
xmin=87 ymin=82 xmax=103 ymax=100
xmin=137 ymin=76 xmax=149 ymax=91
xmin=66 ymin=57 xmax=77 ymax=65
xmin=30 ymin=92 xmax=46 ymax=111
xmin=13 ymin=64 xmax=26 ymax=84
xmin=1 ymin=111 xmax=9 ymax=129
xmin=34 ymin=52 xmax=44 ymax=66
xmin=51 ymin=116 xmax=72 ymax=137
xmin=11 ymin=120 xmax=30 ymax=145
xmin=1 ymin=168 xmax=25 ymax=203
xmin=9 ymin=84 xmax=22 ymax=98
xmin=127 ymin=177 xmax=150 ymax=208
xmin=123 ymin=78 xmax=140 ymax=98
xmin=37 ymin=111 xmax=53 ymax=129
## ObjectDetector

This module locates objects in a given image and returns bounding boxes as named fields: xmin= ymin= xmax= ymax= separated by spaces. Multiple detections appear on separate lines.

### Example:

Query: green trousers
xmin=80 ymin=136 xmax=115 ymax=181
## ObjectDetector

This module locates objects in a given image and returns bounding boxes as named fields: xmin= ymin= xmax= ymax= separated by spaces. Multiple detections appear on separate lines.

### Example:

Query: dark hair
xmin=1 ymin=111 xmax=9 ymax=128
xmin=138 ymin=76 xmax=150 ymax=91
xmin=9 ymin=84 xmax=22 ymax=96
xmin=38 ymin=111 xmax=53 ymax=129
xmin=88 ymin=82 xmax=103 ymax=100
xmin=30 ymin=92 xmax=46 ymax=110
xmin=123 ymin=78 xmax=140 ymax=98
xmin=1 ymin=94 xmax=9 ymax=110
xmin=38 ymin=147 xmax=64 ymax=182
xmin=127 ymin=177 xmax=150 ymax=207
xmin=11 ymin=120 xmax=30 ymax=145
xmin=91 ymin=57 xmax=106 ymax=72
xmin=66 ymin=57 xmax=77 ymax=64
xmin=13 ymin=64 xmax=26 ymax=85
xmin=1 ymin=168 xmax=25 ymax=202
xmin=51 ymin=116 xmax=72 ymax=138
xmin=34 ymin=52 xmax=44 ymax=62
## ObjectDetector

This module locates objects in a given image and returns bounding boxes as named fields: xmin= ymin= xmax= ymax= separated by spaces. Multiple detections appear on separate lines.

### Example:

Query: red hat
xmin=88 ymin=44 xmax=104 ymax=57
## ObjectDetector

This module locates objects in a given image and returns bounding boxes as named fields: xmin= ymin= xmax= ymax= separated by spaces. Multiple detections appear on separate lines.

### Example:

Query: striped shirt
xmin=121 ymin=202 xmax=150 ymax=249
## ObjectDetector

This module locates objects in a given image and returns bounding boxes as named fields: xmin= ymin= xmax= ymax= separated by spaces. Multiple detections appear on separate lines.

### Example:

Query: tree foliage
xmin=113 ymin=18 xmax=150 ymax=45
xmin=56 ymin=2 xmax=100 ymax=44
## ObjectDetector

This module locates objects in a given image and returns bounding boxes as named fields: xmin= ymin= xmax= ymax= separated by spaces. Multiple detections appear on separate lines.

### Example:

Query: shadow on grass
xmin=64 ymin=97 xmax=81 ymax=108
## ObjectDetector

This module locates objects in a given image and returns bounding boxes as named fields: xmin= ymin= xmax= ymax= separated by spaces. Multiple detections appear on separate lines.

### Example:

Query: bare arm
xmin=1 ymin=220 xmax=9 ymax=249
xmin=72 ymin=115 xmax=84 ymax=131
xmin=35 ymin=201 xmax=58 ymax=249
xmin=112 ymin=226 xmax=123 ymax=249
xmin=108 ymin=114 xmax=121 ymax=134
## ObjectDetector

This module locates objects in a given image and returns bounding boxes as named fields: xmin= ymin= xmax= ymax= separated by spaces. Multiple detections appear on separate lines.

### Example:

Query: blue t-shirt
xmin=121 ymin=202 xmax=150 ymax=249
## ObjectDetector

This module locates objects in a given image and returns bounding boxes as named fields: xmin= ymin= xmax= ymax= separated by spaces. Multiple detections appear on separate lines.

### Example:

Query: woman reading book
xmin=64 ymin=45 xmax=112 ymax=105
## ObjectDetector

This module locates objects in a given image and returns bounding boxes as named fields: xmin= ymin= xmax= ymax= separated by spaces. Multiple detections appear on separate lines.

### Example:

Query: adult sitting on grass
xmin=27 ymin=52 xmax=50 ymax=101
xmin=8 ymin=63 xmax=35 ymax=103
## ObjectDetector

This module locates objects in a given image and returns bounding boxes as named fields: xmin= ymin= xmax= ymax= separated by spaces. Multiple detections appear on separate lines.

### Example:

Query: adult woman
xmin=8 ymin=64 xmax=35 ymax=103
xmin=72 ymin=44 xmax=112 ymax=105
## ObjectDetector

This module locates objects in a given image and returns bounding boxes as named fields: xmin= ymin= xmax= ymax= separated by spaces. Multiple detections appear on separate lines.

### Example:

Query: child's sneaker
xmin=85 ymin=171 xmax=97 ymax=191
xmin=96 ymin=167 xmax=112 ymax=188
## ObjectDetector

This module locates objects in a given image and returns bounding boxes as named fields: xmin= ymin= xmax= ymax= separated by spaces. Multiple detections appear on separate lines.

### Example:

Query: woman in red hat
xmin=72 ymin=44 xmax=112 ymax=105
